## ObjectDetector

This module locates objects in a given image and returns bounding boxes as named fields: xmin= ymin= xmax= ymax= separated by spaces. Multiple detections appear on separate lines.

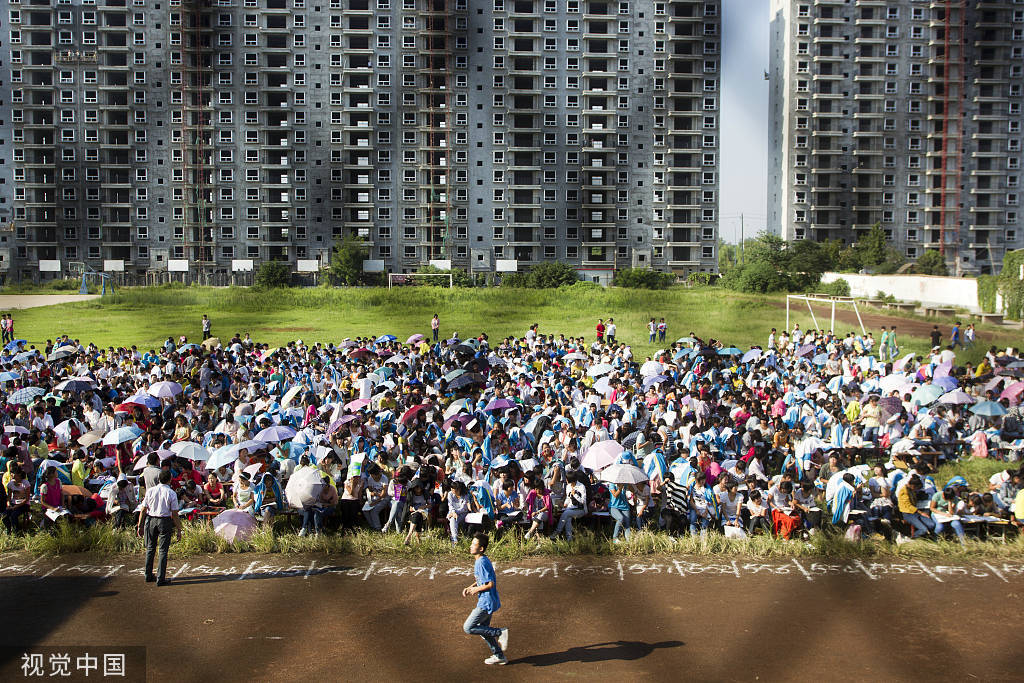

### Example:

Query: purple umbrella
xmin=643 ymin=374 xmax=670 ymax=389
xmin=326 ymin=414 xmax=357 ymax=436
xmin=983 ymin=376 xmax=1007 ymax=393
xmin=407 ymin=334 xmax=425 ymax=344
xmin=797 ymin=343 xmax=815 ymax=358
xmin=939 ymin=389 xmax=975 ymax=405
xmin=932 ymin=375 xmax=958 ymax=392
xmin=484 ymin=398 xmax=516 ymax=412
xmin=443 ymin=413 xmax=475 ymax=430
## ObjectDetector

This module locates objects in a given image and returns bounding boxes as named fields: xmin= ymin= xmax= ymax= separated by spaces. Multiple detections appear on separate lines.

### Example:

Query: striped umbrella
xmin=7 ymin=386 xmax=45 ymax=404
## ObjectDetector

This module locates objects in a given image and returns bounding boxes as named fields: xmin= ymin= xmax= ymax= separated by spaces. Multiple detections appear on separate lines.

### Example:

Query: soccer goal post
xmin=785 ymin=294 xmax=866 ymax=337
xmin=387 ymin=272 xmax=453 ymax=289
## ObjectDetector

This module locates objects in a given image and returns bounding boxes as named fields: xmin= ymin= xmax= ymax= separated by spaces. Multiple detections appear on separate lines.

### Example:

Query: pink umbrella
xmin=581 ymin=440 xmax=624 ymax=472
xmin=407 ymin=334 xmax=425 ymax=344
xmin=212 ymin=509 xmax=257 ymax=544
xmin=1000 ymin=382 xmax=1024 ymax=404
xmin=893 ymin=353 xmax=915 ymax=372
xmin=243 ymin=463 xmax=264 ymax=478
xmin=345 ymin=398 xmax=371 ymax=411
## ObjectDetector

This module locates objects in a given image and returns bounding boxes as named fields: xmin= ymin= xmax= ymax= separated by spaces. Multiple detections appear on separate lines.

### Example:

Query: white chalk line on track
xmin=0 ymin=558 xmax=1022 ymax=584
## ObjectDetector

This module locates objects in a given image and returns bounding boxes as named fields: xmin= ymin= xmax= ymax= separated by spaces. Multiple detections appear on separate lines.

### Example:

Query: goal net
xmin=785 ymin=294 xmax=866 ymax=336
xmin=388 ymin=273 xmax=454 ymax=289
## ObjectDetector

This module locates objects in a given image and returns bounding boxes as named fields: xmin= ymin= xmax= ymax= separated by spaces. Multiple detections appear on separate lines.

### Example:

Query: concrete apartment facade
xmin=768 ymin=0 xmax=1024 ymax=275
xmin=0 ymin=0 xmax=720 ymax=284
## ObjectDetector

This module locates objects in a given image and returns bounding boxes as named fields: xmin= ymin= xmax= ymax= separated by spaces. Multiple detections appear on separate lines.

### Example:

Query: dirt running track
xmin=0 ymin=553 xmax=1021 ymax=682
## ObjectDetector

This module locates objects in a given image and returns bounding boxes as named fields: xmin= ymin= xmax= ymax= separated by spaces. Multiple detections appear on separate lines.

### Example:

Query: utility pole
xmin=740 ymin=213 xmax=745 ymax=264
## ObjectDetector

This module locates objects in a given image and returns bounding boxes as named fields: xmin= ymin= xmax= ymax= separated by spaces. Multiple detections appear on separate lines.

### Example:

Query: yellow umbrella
xmin=201 ymin=337 xmax=220 ymax=350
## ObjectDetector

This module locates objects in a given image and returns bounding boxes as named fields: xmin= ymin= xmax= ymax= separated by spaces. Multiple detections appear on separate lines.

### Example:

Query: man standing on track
xmin=137 ymin=469 xmax=182 ymax=586
xmin=462 ymin=532 xmax=508 ymax=665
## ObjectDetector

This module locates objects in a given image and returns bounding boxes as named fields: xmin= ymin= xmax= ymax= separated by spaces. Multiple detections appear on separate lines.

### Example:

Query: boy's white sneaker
xmin=484 ymin=655 xmax=507 ymax=666
xmin=498 ymin=628 xmax=509 ymax=653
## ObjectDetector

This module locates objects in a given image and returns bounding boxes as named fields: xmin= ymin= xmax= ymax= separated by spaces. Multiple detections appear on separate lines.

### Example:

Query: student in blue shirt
xmin=462 ymin=532 xmax=509 ymax=665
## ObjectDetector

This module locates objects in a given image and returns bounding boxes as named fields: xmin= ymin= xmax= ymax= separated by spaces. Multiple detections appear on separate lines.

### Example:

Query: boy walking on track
xmin=462 ymin=533 xmax=509 ymax=665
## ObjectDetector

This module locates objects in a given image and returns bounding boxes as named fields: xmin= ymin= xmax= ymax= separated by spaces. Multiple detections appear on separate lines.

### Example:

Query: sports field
xmin=4 ymin=286 xmax=1010 ymax=365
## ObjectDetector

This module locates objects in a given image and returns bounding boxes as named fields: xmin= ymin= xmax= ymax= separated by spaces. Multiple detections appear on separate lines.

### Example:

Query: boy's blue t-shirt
xmin=474 ymin=555 xmax=501 ymax=613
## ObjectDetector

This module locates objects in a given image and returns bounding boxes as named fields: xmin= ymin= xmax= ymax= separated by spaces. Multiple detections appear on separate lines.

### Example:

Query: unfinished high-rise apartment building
xmin=769 ymin=0 xmax=1024 ymax=275
xmin=0 ymin=0 xmax=720 ymax=283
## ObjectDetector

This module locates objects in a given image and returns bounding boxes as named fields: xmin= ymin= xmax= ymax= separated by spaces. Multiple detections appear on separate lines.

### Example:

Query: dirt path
xmin=0 ymin=553 xmax=1021 ymax=682
xmin=0 ymin=295 xmax=100 ymax=310
xmin=767 ymin=299 xmax=1021 ymax=343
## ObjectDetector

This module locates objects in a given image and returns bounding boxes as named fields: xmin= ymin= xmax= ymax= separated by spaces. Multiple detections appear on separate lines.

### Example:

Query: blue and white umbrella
xmin=127 ymin=393 xmax=161 ymax=410
xmin=7 ymin=386 xmax=45 ymax=404
xmin=4 ymin=339 xmax=27 ymax=351
xmin=970 ymin=400 xmax=1006 ymax=417
xmin=102 ymin=425 xmax=143 ymax=446
xmin=0 ymin=371 xmax=20 ymax=383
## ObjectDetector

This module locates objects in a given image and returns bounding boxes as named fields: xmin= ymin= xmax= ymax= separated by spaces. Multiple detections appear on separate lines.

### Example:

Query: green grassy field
xmin=4 ymin=284 xmax=1009 ymax=364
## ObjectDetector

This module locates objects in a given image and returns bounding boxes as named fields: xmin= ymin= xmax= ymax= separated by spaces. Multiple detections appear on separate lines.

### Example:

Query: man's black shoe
xmin=145 ymin=575 xmax=157 ymax=583
xmin=156 ymin=579 xmax=171 ymax=587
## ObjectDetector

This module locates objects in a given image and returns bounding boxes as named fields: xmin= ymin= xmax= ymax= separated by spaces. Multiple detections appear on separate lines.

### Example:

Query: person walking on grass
xmin=431 ymin=313 xmax=440 ymax=342
xmin=462 ymin=532 xmax=509 ymax=665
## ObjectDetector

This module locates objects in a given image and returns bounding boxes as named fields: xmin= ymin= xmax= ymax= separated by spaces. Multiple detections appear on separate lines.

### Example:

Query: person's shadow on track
xmin=513 ymin=640 xmax=684 ymax=666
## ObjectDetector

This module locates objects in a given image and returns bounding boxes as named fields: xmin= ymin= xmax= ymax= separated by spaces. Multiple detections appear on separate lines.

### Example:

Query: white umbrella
xmin=53 ymin=419 xmax=86 ymax=440
xmin=169 ymin=441 xmax=211 ymax=462
xmin=148 ymin=381 xmax=183 ymax=399
xmin=640 ymin=360 xmax=663 ymax=377
xmin=285 ymin=466 xmax=327 ymax=509
xmin=599 ymin=463 xmax=649 ymax=485
xmin=280 ymin=385 xmax=304 ymax=410
xmin=562 ymin=352 xmax=587 ymax=362
xmin=444 ymin=398 xmax=471 ymax=419
xmin=4 ymin=425 xmax=29 ymax=435
xmin=207 ymin=443 xmax=244 ymax=470
xmin=581 ymin=439 xmax=623 ymax=471
xmin=587 ymin=363 xmax=614 ymax=378
xmin=213 ymin=509 xmax=258 ymax=544
xmin=255 ymin=425 xmax=297 ymax=443
xmin=78 ymin=430 xmax=105 ymax=447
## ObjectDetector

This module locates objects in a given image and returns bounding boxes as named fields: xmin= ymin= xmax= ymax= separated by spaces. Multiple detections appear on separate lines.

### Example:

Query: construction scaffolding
xmin=418 ymin=0 xmax=454 ymax=263
xmin=177 ymin=0 xmax=214 ymax=280
xmin=938 ymin=0 xmax=965 ymax=274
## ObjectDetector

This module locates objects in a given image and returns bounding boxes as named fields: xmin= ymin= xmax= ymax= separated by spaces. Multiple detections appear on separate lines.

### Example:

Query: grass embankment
xmin=0 ymin=459 xmax=1016 ymax=561
xmin=6 ymin=284 xmax=1011 ymax=364
xmin=1 ymin=519 xmax=1020 ymax=562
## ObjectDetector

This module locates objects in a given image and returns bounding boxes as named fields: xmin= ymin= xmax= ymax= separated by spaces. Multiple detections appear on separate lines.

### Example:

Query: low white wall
xmin=820 ymin=272 xmax=980 ymax=313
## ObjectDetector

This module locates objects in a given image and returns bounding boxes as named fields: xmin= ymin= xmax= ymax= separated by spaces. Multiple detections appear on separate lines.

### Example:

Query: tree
xmin=856 ymin=224 xmax=889 ymax=267
xmin=612 ymin=267 xmax=675 ymax=289
xmin=254 ymin=260 xmax=291 ymax=288
xmin=526 ymin=261 xmax=579 ymax=288
xmin=326 ymin=235 xmax=369 ymax=286
xmin=913 ymin=249 xmax=948 ymax=276
xmin=786 ymin=239 xmax=830 ymax=290
xmin=744 ymin=233 xmax=788 ymax=266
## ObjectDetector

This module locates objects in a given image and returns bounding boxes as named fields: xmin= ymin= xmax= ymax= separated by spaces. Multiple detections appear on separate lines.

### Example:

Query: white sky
xmin=719 ymin=0 xmax=770 ymax=244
